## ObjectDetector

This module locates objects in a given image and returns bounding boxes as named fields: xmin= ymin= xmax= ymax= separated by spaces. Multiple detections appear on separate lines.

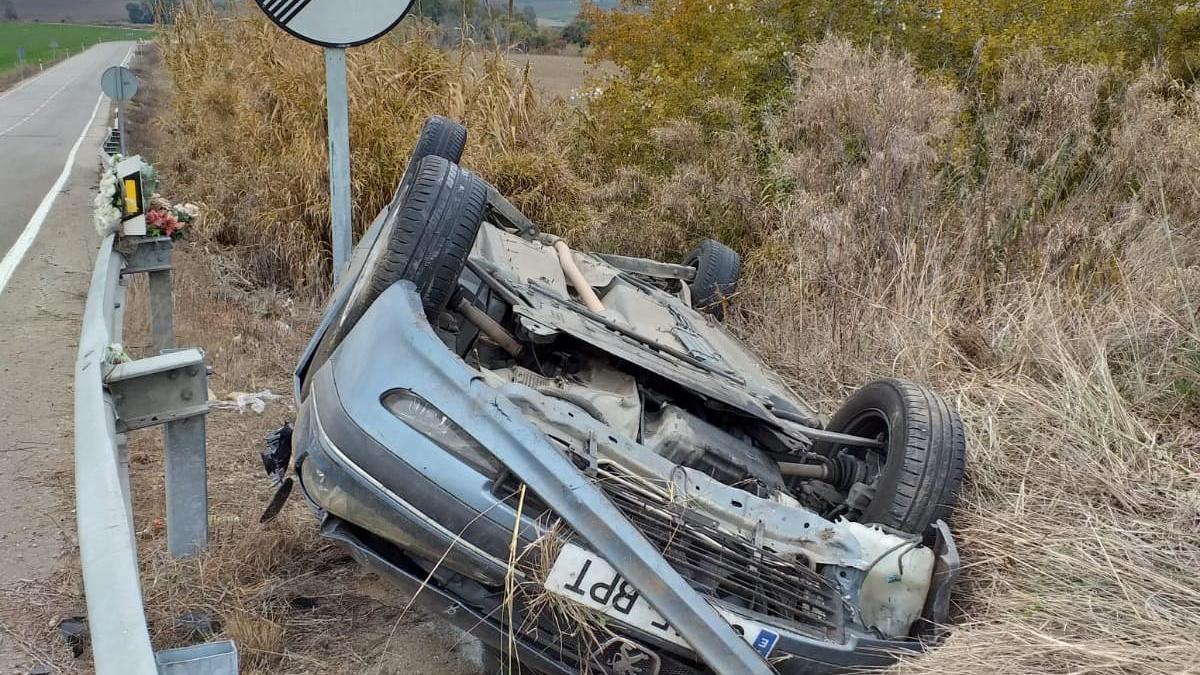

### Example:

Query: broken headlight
xmin=381 ymin=389 xmax=501 ymax=476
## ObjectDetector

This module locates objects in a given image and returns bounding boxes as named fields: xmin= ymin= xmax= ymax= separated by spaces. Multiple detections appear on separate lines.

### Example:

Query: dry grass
xmin=117 ymin=47 xmax=484 ymax=674
xmin=142 ymin=4 xmax=1200 ymax=672
xmin=155 ymin=1 xmax=585 ymax=292
xmin=729 ymin=41 xmax=1200 ymax=675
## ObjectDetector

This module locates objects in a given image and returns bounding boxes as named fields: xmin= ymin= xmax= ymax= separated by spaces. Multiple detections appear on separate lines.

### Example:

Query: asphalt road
xmin=0 ymin=41 xmax=136 ymax=671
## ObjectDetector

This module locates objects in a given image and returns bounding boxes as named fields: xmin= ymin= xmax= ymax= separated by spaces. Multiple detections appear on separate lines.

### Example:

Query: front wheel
xmin=815 ymin=379 xmax=966 ymax=537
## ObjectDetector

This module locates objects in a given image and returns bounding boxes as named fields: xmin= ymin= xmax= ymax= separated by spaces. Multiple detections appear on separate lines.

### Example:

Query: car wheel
xmin=682 ymin=238 xmax=740 ymax=320
xmin=816 ymin=379 xmax=966 ymax=538
xmin=389 ymin=115 xmax=468 ymax=209
xmin=341 ymin=155 xmax=487 ymax=336
xmin=302 ymin=119 xmax=472 ymax=398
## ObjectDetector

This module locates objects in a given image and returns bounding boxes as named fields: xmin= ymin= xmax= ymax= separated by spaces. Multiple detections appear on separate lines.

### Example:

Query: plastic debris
xmin=103 ymin=343 xmax=132 ymax=366
xmin=210 ymin=389 xmax=282 ymax=414
xmin=260 ymin=423 xmax=295 ymax=523
xmin=56 ymin=616 xmax=88 ymax=658
xmin=261 ymin=423 xmax=293 ymax=485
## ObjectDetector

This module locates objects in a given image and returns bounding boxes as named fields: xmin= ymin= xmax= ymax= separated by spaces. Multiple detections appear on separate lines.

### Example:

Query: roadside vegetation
xmin=0 ymin=21 xmax=148 ymax=72
xmin=146 ymin=1 xmax=1200 ymax=673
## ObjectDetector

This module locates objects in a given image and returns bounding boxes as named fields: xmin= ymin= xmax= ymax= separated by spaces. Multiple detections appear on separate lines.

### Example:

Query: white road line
xmin=0 ymin=71 xmax=38 ymax=104
xmin=0 ymin=73 xmax=83 ymax=137
xmin=0 ymin=51 xmax=75 ymax=104
xmin=0 ymin=93 xmax=106 ymax=296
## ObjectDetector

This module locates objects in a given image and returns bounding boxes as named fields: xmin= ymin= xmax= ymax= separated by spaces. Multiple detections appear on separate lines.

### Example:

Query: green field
xmin=0 ymin=22 xmax=150 ymax=72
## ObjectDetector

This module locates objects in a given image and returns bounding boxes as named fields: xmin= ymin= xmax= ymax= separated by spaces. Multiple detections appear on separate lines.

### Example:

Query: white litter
xmin=210 ymin=389 xmax=282 ymax=414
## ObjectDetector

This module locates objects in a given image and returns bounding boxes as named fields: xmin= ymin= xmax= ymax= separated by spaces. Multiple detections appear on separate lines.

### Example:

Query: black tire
xmin=341 ymin=155 xmax=486 ymax=336
xmin=302 ymin=121 xmax=471 ymax=398
xmin=389 ymin=115 xmax=468 ymax=209
xmin=682 ymin=238 xmax=740 ymax=319
xmin=816 ymin=379 xmax=966 ymax=537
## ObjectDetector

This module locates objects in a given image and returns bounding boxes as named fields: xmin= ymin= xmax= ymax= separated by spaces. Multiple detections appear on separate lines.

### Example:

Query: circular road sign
xmin=254 ymin=0 xmax=416 ymax=48
xmin=100 ymin=66 xmax=139 ymax=101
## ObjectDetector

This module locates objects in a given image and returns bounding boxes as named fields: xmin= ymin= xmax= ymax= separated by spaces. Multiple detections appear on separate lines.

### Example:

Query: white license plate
xmin=544 ymin=542 xmax=781 ymax=658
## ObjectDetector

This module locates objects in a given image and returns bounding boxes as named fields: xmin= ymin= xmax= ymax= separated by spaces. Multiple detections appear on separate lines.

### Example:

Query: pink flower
xmin=146 ymin=208 xmax=183 ymax=238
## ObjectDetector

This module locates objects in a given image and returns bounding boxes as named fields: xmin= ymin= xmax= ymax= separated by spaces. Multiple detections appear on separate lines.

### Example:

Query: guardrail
xmin=74 ymin=156 xmax=238 ymax=671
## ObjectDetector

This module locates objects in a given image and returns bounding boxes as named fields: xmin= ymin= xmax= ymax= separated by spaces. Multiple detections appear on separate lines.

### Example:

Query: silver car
xmin=285 ymin=116 xmax=965 ymax=675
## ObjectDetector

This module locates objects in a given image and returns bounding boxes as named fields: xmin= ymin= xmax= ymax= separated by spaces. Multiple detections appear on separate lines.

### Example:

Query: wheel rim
xmin=823 ymin=407 xmax=892 ymax=521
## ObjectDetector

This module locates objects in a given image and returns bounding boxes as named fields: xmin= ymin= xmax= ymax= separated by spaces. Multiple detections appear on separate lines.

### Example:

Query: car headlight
xmin=381 ymin=389 xmax=502 ymax=476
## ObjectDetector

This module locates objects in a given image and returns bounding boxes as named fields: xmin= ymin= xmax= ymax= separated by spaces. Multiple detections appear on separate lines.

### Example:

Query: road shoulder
xmin=0 ymin=81 xmax=109 ymax=675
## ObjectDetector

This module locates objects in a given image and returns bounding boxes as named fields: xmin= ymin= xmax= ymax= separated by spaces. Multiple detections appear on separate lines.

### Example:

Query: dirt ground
xmin=485 ymin=51 xmax=615 ymax=101
xmin=113 ymin=50 xmax=487 ymax=674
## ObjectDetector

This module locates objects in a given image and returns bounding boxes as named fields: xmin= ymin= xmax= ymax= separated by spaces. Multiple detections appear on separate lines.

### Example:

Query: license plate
xmin=544 ymin=543 xmax=781 ymax=658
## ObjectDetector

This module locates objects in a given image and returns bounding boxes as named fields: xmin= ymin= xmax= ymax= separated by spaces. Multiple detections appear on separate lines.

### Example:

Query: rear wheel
xmin=345 ymin=155 xmax=486 ymax=329
xmin=815 ymin=379 xmax=965 ymax=538
xmin=303 ymin=120 xmax=474 ymax=396
xmin=309 ymin=155 xmax=485 ymax=394
xmin=389 ymin=115 xmax=468 ymax=209
xmin=682 ymin=239 xmax=740 ymax=319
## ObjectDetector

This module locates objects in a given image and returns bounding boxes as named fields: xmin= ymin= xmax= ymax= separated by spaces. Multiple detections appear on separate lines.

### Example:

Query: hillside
xmin=8 ymin=0 xmax=132 ymax=23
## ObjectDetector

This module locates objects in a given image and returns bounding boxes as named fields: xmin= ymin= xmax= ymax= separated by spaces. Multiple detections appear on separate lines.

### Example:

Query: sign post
xmin=325 ymin=47 xmax=352 ymax=280
xmin=100 ymin=65 xmax=139 ymax=156
xmin=254 ymin=0 xmax=415 ymax=284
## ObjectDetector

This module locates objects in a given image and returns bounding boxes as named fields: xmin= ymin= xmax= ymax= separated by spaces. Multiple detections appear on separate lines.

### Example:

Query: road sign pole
xmin=254 ymin=0 xmax=414 ymax=283
xmin=101 ymin=66 xmax=139 ymax=158
xmin=117 ymin=102 xmax=127 ymax=156
xmin=114 ymin=70 xmax=127 ymax=156
xmin=325 ymin=47 xmax=352 ymax=284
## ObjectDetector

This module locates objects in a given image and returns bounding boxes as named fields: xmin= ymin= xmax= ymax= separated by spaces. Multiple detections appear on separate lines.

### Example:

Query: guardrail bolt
xmin=180 ymin=389 xmax=193 ymax=401
xmin=186 ymin=366 xmax=198 ymax=377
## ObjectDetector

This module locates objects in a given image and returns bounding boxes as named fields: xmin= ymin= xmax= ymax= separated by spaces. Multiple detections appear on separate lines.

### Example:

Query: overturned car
xmin=286 ymin=116 xmax=965 ymax=675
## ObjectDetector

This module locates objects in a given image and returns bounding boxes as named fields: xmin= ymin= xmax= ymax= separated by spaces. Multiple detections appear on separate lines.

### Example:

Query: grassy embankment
xmin=0 ymin=22 xmax=148 ymax=70
xmin=0 ymin=21 xmax=149 ymax=90
xmin=127 ymin=1 xmax=1200 ymax=673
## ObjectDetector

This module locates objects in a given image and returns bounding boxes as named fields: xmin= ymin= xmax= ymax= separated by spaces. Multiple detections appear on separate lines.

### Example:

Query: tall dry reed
xmin=740 ymin=40 xmax=1199 ymax=675
xmin=567 ymin=36 xmax=1200 ymax=675
xmin=157 ymin=1 xmax=584 ymax=290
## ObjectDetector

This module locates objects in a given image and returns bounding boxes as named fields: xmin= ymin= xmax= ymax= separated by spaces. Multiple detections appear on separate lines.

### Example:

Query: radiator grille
xmin=495 ymin=465 xmax=845 ymax=643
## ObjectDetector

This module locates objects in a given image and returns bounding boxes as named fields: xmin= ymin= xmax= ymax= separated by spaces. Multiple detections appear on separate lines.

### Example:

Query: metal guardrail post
xmin=119 ymin=235 xmax=175 ymax=352
xmin=163 ymin=415 xmax=209 ymax=557
xmin=107 ymin=348 xmax=210 ymax=558
xmin=117 ymin=236 xmax=209 ymax=558
xmin=149 ymin=270 xmax=175 ymax=353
